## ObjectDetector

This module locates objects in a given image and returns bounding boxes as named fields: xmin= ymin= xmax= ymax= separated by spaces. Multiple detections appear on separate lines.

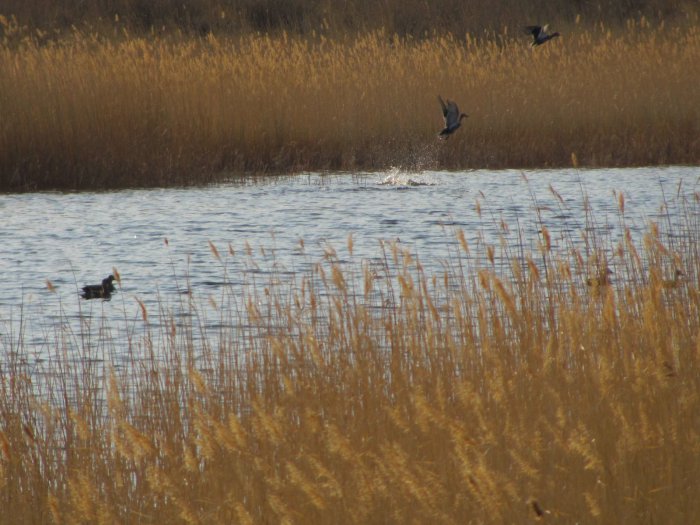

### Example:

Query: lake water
xmin=1 ymin=167 xmax=699 ymax=362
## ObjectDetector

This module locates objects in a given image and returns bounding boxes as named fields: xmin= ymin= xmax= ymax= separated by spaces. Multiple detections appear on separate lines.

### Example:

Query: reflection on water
xmin=1 ymin=166 xmax=698 ymax=360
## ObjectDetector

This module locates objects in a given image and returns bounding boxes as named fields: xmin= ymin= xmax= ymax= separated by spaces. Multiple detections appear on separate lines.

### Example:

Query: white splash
xmin=378 ymin=167 xmax=437 ymax=187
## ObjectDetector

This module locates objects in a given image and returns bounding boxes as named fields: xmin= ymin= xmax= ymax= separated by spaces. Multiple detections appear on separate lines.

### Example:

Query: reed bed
xmin=2 ymin=0 xmax=695 ymax=39
xmin=2 ymin=193 xmax=700 ymax=523
xmin=1 ymin=20 xmax=700 ymax=191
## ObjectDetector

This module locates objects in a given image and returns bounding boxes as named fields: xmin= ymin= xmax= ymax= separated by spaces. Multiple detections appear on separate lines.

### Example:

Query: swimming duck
xmin=438 ymin=96 xmax=468 ymax=139
xmin=526 ymin=25 xmax=560 ymax=47
xmin=81 ymin=275 xmax=116 ymax=300
xmin=661 ymin=269 xmax=685 ymax=289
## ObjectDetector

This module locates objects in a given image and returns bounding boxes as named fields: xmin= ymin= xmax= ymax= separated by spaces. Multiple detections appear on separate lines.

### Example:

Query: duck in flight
xmin=438 ymin=96 xmax=468 ymax=139
xmin=526 ymin=25 xmax=560 ymax=46
xmin=81 ymin=274 xmax=116 ymax=300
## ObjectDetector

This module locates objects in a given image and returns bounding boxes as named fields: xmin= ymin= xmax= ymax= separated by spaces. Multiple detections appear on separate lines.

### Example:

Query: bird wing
xmin=445 ymin=100 xmax=460 ymax=127
xmin=525 ymin=25 xmax=542 ymax=37
xmin=542 ymin=24 xmax=550 ymax=35
xmin=438 ymin=95 xmax=448 ymax=118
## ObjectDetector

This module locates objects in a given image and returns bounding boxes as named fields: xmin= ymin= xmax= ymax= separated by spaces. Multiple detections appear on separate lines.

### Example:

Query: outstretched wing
xmin=438 ymin=95 xmax=449 ymax=119
xmin=525 ymin=25 xmax=542 ymax=37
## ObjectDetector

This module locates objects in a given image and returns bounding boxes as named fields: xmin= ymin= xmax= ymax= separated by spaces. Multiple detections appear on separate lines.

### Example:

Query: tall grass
xmin=2 ymin=0 xmax=696 ymax=38
xmin=1 ymin=20 xmax=699 ymax=190
xmin=2 ymin=193 xmax=700 ymax=522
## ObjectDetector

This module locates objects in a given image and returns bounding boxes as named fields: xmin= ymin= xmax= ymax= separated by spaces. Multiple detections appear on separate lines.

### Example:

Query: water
xmin=1 ymin=167 xmax=699 ymax=360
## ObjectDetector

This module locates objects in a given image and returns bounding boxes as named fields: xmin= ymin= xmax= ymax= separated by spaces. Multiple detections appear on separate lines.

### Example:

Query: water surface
xmin=1 ymin=167 xmax=698 ymax=359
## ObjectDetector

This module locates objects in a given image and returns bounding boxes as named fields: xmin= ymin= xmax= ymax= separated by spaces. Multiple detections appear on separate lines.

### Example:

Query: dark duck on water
xmin=81 ymin=274 xmax=116 ymax=300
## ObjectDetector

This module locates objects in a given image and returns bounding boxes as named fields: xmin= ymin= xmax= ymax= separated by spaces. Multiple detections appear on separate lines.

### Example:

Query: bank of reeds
xmin=1 ymin=19 xmax=700 ymax=190
xmin=1 ymin=194 xmax=700 ymax=522
xmin=1 ymin=0 xmax=697 ymax=39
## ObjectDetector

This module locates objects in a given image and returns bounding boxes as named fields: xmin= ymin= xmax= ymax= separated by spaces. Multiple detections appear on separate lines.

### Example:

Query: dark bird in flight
xmin=81 ymin=274 xmax=116 ymax=300
xmin=526 ymin=25 xmax=560 ymax=46
xmin=438 ymin=96 xmax=468 ymax=139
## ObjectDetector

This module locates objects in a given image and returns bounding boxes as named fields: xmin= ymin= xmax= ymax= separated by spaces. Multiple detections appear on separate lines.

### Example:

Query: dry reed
xmin=1 ymin=18 xmax=699 ymax=190
xmin=1 ymin=192 xmax=699 ymax=523
xmin=2 ymin=0 xmax=696 ymax=39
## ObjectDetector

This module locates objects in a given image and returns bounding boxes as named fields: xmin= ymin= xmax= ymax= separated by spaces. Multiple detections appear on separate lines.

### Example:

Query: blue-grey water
xmin=1 ymin=167 xmax=699 ymax=362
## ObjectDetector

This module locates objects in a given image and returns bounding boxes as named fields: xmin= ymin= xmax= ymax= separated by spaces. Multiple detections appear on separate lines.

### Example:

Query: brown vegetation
xmin=1 ymin=195 xmax=700 ymax=522
xmin=2 ymin=0 xmax=697 ymax=39
xmin=1 ymin=18 xmax=699 ymax=191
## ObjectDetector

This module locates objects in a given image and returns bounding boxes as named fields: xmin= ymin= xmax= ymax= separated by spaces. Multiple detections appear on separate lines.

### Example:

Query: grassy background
xmin=1 ymin=20 xmax=699 ymax=190
xmin=1 ymin=0 xmax=698 ymax=38
xmin=2 ymin=194 xmax=699 ymax=522
xmin=1 ymin=2 xmax=699 ymax=190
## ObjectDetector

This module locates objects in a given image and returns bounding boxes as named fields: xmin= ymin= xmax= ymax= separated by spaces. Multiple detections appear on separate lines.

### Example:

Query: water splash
xmin=378 ymin=167 xmax=437 ymax=187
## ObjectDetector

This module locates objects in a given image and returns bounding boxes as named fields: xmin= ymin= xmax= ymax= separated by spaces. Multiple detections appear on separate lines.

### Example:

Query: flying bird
xmin=526 ymin=25 xmax=560 ymax=46
xmin=81 ymin=274 xmax=116 ymax=300
xmin=437 ymin=96 xmax=468 ymax=139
